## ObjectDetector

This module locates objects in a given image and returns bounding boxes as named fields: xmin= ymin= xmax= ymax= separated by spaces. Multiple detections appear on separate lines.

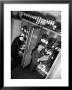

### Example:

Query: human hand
xmin=37 ymin=55 xmax=49 ymax=62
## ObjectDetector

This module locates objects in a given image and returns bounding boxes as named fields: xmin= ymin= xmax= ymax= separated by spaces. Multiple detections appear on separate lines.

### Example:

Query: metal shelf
xmin=22 ymin=18 xmax=61 ymax=37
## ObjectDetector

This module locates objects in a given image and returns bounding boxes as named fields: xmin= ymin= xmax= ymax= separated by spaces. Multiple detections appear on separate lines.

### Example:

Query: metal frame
xmin=0 ymin=0 xmax=70 ymax=89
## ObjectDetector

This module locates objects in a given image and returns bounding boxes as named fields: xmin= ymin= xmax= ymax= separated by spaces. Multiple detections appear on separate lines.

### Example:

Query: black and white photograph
xmin=4 ymin=4 xmax=69 ymax=86
xmin=11 ymin=11 xmax=61 ymax=79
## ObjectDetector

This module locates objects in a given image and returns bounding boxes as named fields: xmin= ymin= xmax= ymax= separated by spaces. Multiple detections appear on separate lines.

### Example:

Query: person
xmin=30 ymin=34 xmax=49 ymax=72
xmin=11 ymin=33 xmax=25 ymax=70
xmin=30 ymin=42 xmax=45 ymax=72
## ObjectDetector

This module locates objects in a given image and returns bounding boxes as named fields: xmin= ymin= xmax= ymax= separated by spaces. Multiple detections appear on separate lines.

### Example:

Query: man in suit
xmin=11 ymin=33 xmax=24 ymax=70
xmin=30 ymin=42 xmax=45 ymax=72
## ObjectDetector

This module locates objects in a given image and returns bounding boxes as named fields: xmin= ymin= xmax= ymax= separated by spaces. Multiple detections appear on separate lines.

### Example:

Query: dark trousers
xmin=11 ymin=56 xmax=22 ymax=71
xmin=30 ymin=61 xmax=37 ymax=72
